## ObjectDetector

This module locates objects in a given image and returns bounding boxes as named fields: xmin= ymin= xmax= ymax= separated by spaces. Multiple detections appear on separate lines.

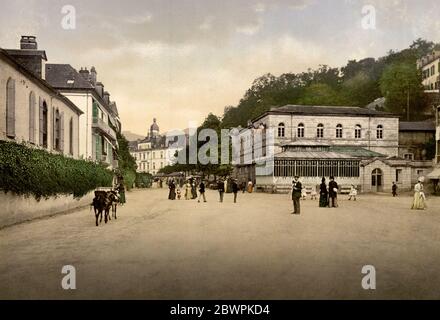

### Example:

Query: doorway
xmin=371 ymin=168 xmax=383 ymax=192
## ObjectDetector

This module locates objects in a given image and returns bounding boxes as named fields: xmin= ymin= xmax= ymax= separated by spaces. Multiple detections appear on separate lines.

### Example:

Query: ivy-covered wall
xmin=0 ymin=141 xmax=113 ymax=200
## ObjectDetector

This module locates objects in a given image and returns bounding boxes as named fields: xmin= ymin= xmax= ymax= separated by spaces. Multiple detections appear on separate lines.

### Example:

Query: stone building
xmin=398 ymin=120 xmax=436 ymax=161
xmin=0 ymin=45 xmax=82 ymax=158
xmin=235 ymin=105 xmax=432 ymax=193
xmin=427 ymin=105 xmax=440 ymax=187
xmin=417 ymin=50 xmax=440 ymax=92
xmin=129 ymin=119 xmax=178 ymax=175
xmin=45 ymin=64 xmax=120 ymax=168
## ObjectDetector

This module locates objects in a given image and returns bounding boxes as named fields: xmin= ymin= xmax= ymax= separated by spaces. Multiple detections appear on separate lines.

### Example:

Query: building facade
xmin=0 ymin=46 xmax=82 ymax=158
xmin=417 ymin=50 xmax=440 ymax=92
xmin=45 ymin=64 xmax=120 ymax=168
xmin=130 ymin=119 xmax=178 ymax=175
xmin=398 ymin=120 xmax=436 ymax=161
xmin=235 ymin=105 xmax=432 ymax=193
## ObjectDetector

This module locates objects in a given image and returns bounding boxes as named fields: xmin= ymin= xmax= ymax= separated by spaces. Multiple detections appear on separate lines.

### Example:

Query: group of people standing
xmin=168 ymin=177 xmax=253 ymax=203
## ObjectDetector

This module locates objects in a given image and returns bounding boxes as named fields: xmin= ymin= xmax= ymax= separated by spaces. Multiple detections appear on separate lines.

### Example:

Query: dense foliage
xmin=116 ymin=131 xmax=137 ymax=190
xmin=0 ymin=141 xmax=112 ymax=200
xmin=221 ymin=38 xmax=439 ymax=128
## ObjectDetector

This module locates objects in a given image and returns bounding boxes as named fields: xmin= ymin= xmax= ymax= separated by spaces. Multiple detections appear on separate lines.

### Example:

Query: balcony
xmin=92 ymin=117 xmax=117 ymax=141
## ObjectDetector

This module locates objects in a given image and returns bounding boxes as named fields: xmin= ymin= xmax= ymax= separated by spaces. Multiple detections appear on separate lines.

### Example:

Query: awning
xmin=427 ymin=168 xmax=440 ymax=179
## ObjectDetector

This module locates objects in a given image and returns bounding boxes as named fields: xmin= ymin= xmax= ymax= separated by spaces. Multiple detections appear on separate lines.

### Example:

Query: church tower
xmin=149 ymin=118 xmax=159 ymax=138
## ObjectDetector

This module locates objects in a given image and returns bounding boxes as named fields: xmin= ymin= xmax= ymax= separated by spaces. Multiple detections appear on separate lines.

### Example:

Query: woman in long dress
xmin=319 ymin=177 xmax=328 ymax=207
xmin=185 ymin=181 xmax=192 ymax=200
xmin=411 ymin=177 xmax=426 ymax=210
xmin=168 ymin=180 xmax=176 ymax=200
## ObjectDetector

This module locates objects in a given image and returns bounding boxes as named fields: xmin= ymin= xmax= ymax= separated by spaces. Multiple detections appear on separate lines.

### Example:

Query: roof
xmin=281 ymin=140 xmax=330 ymax=147
xmin=253 ymin=104 xmax=396 ymax=122
xmin=45 ymin=64 xmax=93 ymax=89
xmin=427 ymin=167 xmax=440 ymax=179
xmin=0 ymin=49 xmax=83 ymax=115
xmin=329 ymin=146 xmax=386 ymax=158
xmin=275 ymin=151 xmax=356 ymax=159
xmin=399 ymin=120 xmax=436 ymax=131
xmin=4 ymin=49 xmax=47 ymax=61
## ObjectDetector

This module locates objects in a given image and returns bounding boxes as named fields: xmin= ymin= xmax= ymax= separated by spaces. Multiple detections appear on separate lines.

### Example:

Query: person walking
xmin=291 ymin=176 xmax=302 ymax=215
xmin=328 ymin=176 xmax=338 ymax=208
xmin=392 ymin=182 xmax=398 ymax=197
xmin=185 ymin=180 xmax=191 ymax=200
xmin=217 ymin=179 xmax=225 ymax=202
xmin=348 ymin=185 xmax=357 ymax=201
xmin=198 ymin=181 xmax=207 ymax=203
xmin=191 ymin=179 xmax=198 ymax=199
xmin=232 ymin=179 xmax=239 ymax=203
xmin=168 ymin=179 xmax=176 ymax=200
xmin=118 ymin=181 xmax=126 ymax=205
xmin=241 ymin=180 xmax=246 ymax=193
xmin=319 ymin=177 xmax=328 ymax=207
xmin=411 ymin=177 xmax=426 ymax=210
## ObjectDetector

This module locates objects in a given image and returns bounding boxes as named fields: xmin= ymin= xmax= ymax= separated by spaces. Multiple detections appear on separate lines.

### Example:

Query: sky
xmin=1 ymin=0 xmax=440 ymax=135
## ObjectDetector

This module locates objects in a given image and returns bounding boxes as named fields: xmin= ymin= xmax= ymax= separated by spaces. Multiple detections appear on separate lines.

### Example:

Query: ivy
xmin=0 ymin=141 xmax=112 ymax=200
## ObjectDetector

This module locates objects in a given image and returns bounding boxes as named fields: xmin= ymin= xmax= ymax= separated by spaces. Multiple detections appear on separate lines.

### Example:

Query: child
xmin=176 ymin=188 xmax=182 ymax=200
xmin=301 ymin=187 xmax=307 ymax=200
xmin=310 ymin=187 xmax=317 ymax=200
xmin=348 ymin=185 xmax=357 ymax=201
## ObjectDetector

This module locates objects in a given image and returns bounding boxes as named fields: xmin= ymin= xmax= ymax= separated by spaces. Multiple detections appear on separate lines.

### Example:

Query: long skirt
xmin=319 ymin=194 xmax=328 ymax=207
xmin=168 ymin=190 xmax=176 ymax=200
xmin=119 ymin=190 xmax=126 ymax=204
xmin=411 ymin=192 xmax=425 ymax=210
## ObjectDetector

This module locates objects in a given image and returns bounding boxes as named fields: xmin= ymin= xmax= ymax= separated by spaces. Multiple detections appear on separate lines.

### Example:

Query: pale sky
xmin=1 ymin=0 xmax=440 ymax=135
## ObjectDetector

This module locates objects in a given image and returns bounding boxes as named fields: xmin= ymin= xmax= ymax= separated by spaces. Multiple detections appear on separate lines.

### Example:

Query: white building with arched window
xmin=235 ymin=105 xmax=433 ymax=193
xmin=0 ymin=48 xmax=82 ymax=158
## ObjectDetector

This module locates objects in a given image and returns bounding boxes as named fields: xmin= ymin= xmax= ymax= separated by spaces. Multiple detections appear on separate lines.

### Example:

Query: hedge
xmin=0 ymin=141 xmax=113 ymax=200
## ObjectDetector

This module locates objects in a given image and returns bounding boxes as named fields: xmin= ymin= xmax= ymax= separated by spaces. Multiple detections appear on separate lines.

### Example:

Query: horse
xmin=92 ymin=191 xmax=108 ymax=226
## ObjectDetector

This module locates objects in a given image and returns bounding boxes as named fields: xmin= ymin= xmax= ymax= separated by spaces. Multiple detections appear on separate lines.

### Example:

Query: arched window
xmin=336 ymin=124 xmax=343 ymax=138
xmin=355 ymin=124 xmax=362 ymax=139
xmin=69 ymin=117 xmax=74 ymax=155
xmin=376 ymin=125 xmax=383 ymax=139
xmin=29 ymin=92 xmax=36 ymax=143
xmin=40 ymin=100 xmax=48 ymax=148
xmin=297 ymin=123 xmax=304 ymax=138
xmin=278 ymin=123 xmax=285 ymax=137
xmin=54 ymin=109 xmax=61 ymax=151
xmin=6 ymin=78 xmax=16 ymax=137
xmin=317 ymin=123 xmax=324 ymax=138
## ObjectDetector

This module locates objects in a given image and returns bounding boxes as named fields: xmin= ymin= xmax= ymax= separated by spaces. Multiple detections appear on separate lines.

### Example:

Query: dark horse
xmin=92 ymin=190 xmax=119 ymax=226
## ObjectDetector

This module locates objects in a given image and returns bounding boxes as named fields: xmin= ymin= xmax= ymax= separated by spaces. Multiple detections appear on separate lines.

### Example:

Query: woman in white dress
xmin=411 ymin=177 xmax=426 ymax=210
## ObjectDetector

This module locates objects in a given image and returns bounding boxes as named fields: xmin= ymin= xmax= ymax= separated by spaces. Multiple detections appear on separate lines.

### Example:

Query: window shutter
xmin=60 ymin=112 xmax=64 ymax=153
xmin=6 ymin=79 xmax=16 ymax=137
xmin=39 ymin=98 xmax=44 ymax=146
xmin=52 ymin=107 xmax=56 ymax=150
xmin=29 ymin=93 xmax=35 ymax=143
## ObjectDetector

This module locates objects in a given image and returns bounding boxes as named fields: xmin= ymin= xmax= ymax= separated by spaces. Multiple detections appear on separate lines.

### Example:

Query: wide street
xmin=1 ymin=188 xmax=440 ymax=299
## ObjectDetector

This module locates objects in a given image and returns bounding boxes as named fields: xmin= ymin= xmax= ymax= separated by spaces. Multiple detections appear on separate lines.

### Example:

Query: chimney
xmin=79 ymin=67 xmax=90 ymax=80
xmin=90 ymin=66 xmax=97 ymax=85
xmin=95 ymin=82 xmax=104 ymax=97
xmin=20 ymin=36 xmax=38 ymax=50
xmin=103 ymin=91 xmax=110 ymax=105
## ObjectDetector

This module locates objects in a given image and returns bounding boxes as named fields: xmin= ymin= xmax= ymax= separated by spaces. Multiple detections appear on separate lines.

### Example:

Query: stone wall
xmin=0 ymin=191 xmax=94 ymax=229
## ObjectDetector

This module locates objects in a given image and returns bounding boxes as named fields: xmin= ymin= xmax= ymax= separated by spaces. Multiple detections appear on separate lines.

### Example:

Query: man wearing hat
xmin=291 ymin=176 xmax=302 ymax=214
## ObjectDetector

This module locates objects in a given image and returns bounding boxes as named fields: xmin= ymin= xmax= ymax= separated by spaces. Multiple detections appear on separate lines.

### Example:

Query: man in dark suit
xmin=328 ymin=176 xmax=338 ymax=208
xmin=291 ymin=176 xmax=302 ymax=214
xmin=217 ymin=179 xmax=225 ymax=203
xmin=232 ymin=179 xmax=239 ymax=203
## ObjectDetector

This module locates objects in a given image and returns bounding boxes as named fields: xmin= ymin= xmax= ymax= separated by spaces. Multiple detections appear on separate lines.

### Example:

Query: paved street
xmin=1 ymin=188 xmax=440 ymax=299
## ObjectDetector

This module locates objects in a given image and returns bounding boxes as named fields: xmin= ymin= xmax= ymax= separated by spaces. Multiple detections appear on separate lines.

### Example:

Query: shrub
xmin=0 ymin=141 xmax=112 ymax=200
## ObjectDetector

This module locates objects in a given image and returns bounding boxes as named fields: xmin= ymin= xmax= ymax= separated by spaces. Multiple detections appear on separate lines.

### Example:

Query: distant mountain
xmin=122 ymin=131 xmax=145 ymax=141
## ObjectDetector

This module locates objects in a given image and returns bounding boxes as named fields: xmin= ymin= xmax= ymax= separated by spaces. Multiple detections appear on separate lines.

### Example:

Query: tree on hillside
xmin=380 ymin=62 xmax=425 ymax=119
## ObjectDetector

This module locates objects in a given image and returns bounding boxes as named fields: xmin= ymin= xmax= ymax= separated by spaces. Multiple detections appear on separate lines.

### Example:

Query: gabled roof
xmin=399 ymin=120 xmax=436 ymax=131
xmin=0 ymin=49 xmax=83 ymax=115
xmin=253 ymin=104 xmax=397 ymax=122
xmin=45 ymin=64 xmax=93 ymax=89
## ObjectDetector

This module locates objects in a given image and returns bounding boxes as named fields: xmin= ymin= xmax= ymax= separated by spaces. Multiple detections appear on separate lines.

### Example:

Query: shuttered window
xmin=69 ymin=117 xmax=73 ymax=155
xmin=29 ymin=92 xmax=36 ymax=143
xmin=39 ymin=99 xmax=48 ymax=148
xmin=6 ymin=78 xmax=16 ymax=137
